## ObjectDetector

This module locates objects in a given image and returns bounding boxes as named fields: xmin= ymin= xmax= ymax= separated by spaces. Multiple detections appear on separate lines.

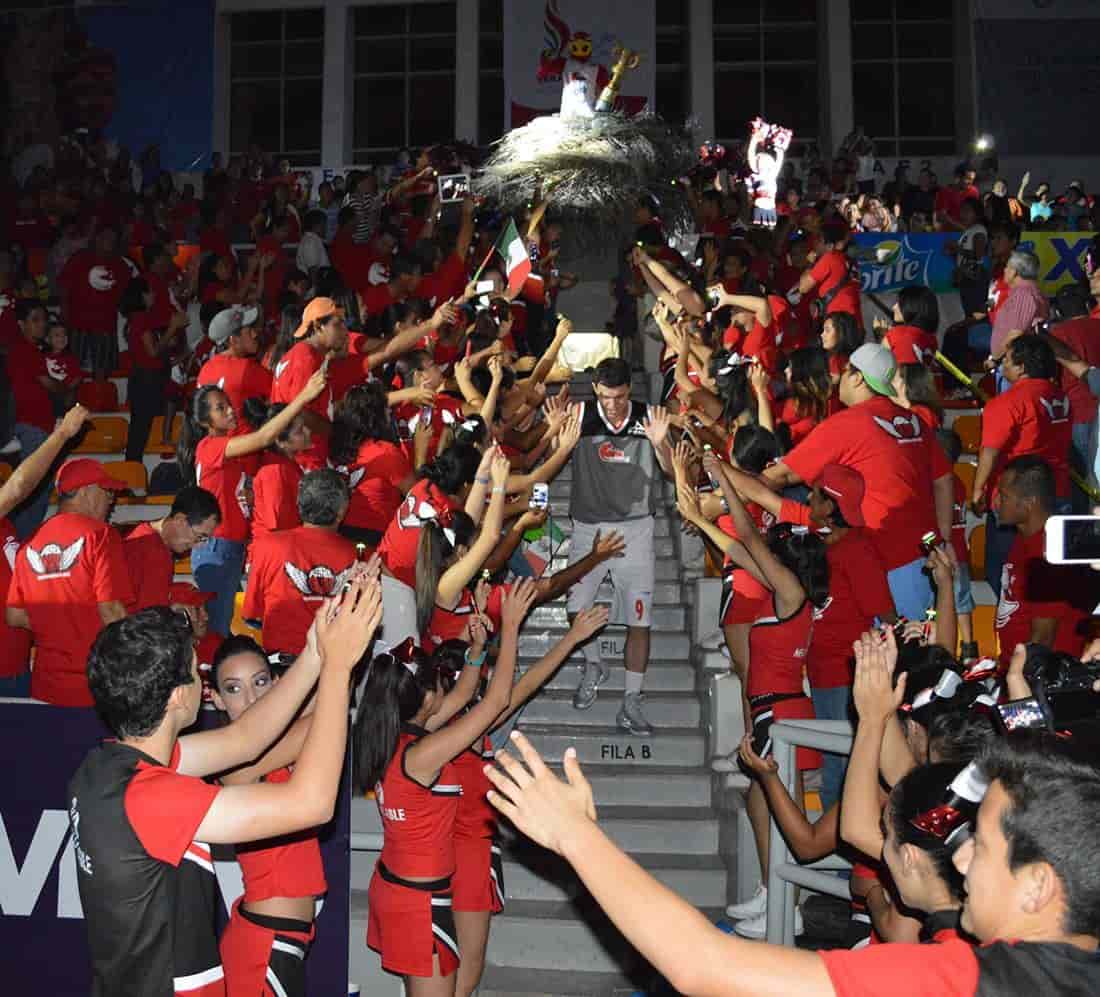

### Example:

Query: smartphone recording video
xmin=438 ymin=173 xmax=470 ymax=203
xmin=1044 ymin=515 xmax=1100 ymax=564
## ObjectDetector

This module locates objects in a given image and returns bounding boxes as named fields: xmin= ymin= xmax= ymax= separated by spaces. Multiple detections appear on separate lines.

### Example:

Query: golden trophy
xmin=594 ymin=45 xmax=642 ymax=114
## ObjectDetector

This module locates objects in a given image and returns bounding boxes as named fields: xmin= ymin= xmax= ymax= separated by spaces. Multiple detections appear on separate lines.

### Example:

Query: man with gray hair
xmin=990 ymin=250 xmax=1049 ymax=363
xmin=242 ymin=468 xmax=357 ymax=657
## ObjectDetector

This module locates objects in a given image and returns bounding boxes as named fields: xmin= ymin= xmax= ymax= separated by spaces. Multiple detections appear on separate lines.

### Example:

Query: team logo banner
xmin=504 ymin=0 xmax=655 ymax=129
xmin=0 ymin=701 xmax=351 ymax=995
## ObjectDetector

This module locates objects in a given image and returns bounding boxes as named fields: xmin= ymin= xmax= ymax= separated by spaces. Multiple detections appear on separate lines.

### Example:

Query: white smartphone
xmin=1044 ymin=515 xmax=1100 ymax=564
xmin=474 ymin=279 xmax=495 ymax=295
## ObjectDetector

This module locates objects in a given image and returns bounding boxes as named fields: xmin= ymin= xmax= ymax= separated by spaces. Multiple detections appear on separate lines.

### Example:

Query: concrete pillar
xmin=321 ymin=0 xmax=352 ymax=167
xmin=455 ymin=0 xmax=479 ymax=143
xmin=688 ymin=0 xmax=714 ymax=140
xmin=821 ymin=0 xmax=853 ymax=155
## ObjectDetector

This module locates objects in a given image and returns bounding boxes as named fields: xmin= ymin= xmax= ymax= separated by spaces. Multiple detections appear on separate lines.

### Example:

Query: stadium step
xmin=350 ymin=375 xmax=729 ymax=995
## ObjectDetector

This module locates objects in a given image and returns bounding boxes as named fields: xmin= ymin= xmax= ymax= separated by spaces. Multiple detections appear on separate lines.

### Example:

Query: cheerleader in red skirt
xmin=677 ymin=460 xmax=829 ymax=889
xmin=352 ymin=579 xmax=538 ymax=996
xmin=209 ymin=634 xmax=325 ymax=997
xmin=436 ymin=604 xmax=610 ymax=997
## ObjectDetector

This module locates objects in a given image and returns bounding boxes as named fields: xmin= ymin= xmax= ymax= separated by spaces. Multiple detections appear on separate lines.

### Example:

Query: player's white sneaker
xmin=572 ymin=658 xmax=610 ymax=710
xmin=616 ymin=693 xmax=654 ymax=736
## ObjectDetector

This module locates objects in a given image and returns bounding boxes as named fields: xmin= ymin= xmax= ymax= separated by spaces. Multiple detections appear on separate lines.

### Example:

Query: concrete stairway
xmin=350 ymin=375 xmax=725 ymax=996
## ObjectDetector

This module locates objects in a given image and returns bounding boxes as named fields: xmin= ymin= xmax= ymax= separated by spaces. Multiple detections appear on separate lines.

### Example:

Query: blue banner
xmin=0 ymin=700 xmax=350 ymax=995
xmin=851 ymin=233 xmax=959 ymax=295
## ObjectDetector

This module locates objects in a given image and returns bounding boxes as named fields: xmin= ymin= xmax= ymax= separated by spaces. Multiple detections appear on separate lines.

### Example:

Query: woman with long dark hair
xmin=353 ymin=580 xmax=539 ymax=995
xmin=241 ymin=398 xmax=312 ymax=538
xmin=821 ymin=310 xmax=864 ymax=386
xmin=330 ymin=381 xmax=418 ymax=547
xmin=892 ymin=362 xmax=944 ymax=429
xmin=778 ymin=346 xmax=834 ymax=447
xmin=376 ymin=443 xmax=490 ymax=589
xmin=678 ymin=470 xmax=829 ymax=904
xmin=178 ymin=372 xmax=326 ymax=635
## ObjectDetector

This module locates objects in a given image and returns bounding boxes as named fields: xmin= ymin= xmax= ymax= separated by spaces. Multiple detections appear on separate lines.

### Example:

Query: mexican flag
xmin=523 ymin=519 xmax=565 ymax=577
xmin=495 ymin=218 xmax=532 ymax=295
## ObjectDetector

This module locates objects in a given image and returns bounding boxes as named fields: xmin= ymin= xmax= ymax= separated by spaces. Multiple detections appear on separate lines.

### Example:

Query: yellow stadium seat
xmin=953 ymin=414 xmax=981 ymax=455
xmin=147 ymin=415 xmax=183 ymax=453
xmin=175 ymin=555 xmax=192 ymax=576
xmin=969 ymin=523 xmax=986 ymax=582
xmin=972 ymin=604 xmax=999 ymax=660
xmin=231 ymin=591 xmax=262 ymax=643
xmin=73 ymin=416 xmax=128 ymax=454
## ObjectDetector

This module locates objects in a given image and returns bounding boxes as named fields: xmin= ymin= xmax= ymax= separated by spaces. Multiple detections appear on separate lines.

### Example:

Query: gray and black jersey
xmin=569 ymin=400 xmax=659 ymax=524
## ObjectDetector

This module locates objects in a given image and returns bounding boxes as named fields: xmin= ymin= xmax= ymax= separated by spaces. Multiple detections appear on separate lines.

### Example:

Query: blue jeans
xmin=0 ymin=672 xmax=31 ymax=698
xmin=191 ymin=537 xmax=246 ymax=637
xmin=10 ymin=423 xmax=50 ymax=540
xmin=887 ymin=557 xmax=934 ymax=620
xmin=1071 ymin=422 xmax=1092 ymax=513
xmin=811 ymin=685 xmax=851 ymax=813
xmin=966 ymin=321 xmax=992 ymax=355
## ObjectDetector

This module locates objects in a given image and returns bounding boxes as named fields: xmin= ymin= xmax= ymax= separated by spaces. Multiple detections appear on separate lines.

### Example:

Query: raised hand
xmin=485 ymin=731 xmax=597 ymax=856
xmin=315 ymin=574 xmax=384 ymax=673
xmin=555 ymin=316 xmax=573 ymax=339
xmin=642 ymin=405 xmax=671 ymax=449
xmin=519 ymin=507 xmax=549 ymax=531
xmin=489 ymin=446 xmax=511 ymax=488
xmin=676 ymin=480 xmax=704 ymax=525
xmin=501 ymin=577 xmax=538 ymax=631
xmin=569 ymin=605 xmax=610 ymax=642
xmin=432 ymin=298 xmax=458 ymax=327
xmin=591 ymin=529 xmax=626 ymax=561
xmin=302 ymin=365 xmax=328 ymax=403
xmin=852 ymin=628 xmax=904 ymax=722
xmin=58 ymin=403 xmax=91 ymax=439
xmin=558 ymin=405 xmax=583 ymax=450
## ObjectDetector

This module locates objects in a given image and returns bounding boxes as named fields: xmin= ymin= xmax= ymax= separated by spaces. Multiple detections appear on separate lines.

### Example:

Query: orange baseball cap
xmin=293 ymin=297 xmax=344 ymax=339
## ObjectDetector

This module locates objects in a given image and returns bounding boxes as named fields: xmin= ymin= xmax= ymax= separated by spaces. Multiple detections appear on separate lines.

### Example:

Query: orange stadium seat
xmin=175 ymin=555 xmax=192 ymax=576
xmin=954 ymin=461 xmax=976 ymax=499
xmin=77 ymin=381 xmax=119 ymax=413
xmin=969 ymin=523 xmax=986 ymax=582
xmin=971 ymin=604 xmax=998 ymax=661
xmin=953 ymin=414 xmax=981 ymax=455
xmin=147 ymin=415 xmax=183 ymax=453
xmin=73 ymin=416 xmax=128 ymax=454
xmin=105 ymin=461 xmax=148 ymax=502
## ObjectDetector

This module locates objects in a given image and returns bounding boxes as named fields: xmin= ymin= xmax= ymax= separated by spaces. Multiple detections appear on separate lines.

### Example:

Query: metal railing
xmin=766 ymin=719 xmax=854 ymax=946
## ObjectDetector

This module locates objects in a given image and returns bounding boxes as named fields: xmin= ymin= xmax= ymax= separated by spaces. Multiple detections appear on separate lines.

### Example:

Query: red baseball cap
xmin=56 ymin=458 xmax=129 ymax=494
xmin=167 ymin=583 xmax=215 ymax=607
xmin=815 ymin=464 xmax=866 ymax=527
xmin=293 ymin=296 xmax=344 ymax=339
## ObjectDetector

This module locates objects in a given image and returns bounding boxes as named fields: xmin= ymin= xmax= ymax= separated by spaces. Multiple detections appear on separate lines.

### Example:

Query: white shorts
xmin=566 ymin=517 xmax=655 ymax=627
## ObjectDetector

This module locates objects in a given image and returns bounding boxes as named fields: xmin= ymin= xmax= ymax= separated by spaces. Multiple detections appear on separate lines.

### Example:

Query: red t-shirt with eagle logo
xmin=8 ymin=511 xmax=133 ymax=704
xmin=59 ymin=249 xmax=130 ymax=335
xmin=243 ymin=525 xmax=357 ymax=655
xmin=783 ymin=396 xmax=952 ymax=571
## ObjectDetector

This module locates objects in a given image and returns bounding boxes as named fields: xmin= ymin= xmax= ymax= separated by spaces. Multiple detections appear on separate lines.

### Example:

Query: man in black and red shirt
xmin=69 ymin=576 xmax=382 ymax=996
xmin=488 ymin=733 xmax=1100 ymax=996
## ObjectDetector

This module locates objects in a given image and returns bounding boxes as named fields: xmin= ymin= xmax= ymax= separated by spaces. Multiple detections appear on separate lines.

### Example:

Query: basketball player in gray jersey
xmin=567 ymin=358 xmax=672 ymax=734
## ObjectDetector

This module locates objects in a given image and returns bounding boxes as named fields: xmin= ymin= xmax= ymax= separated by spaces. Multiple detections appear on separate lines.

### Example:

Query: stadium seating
xmin=954 ymin=460 xmax=976 ymax=499
xmin=147 ymin=415 xmax=183 ymax=454
xmin=231 ymin=591 xmax=262 ymax=643
xmin=73 ymin=416 xmax=128 ymax=454
xmin=969 ymin=523 xmax=986 ymax=582
xmin=971 ymin=603 xmax=998 ymax=659
xmin=953 ymin=414 xmax=981 ymax=455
